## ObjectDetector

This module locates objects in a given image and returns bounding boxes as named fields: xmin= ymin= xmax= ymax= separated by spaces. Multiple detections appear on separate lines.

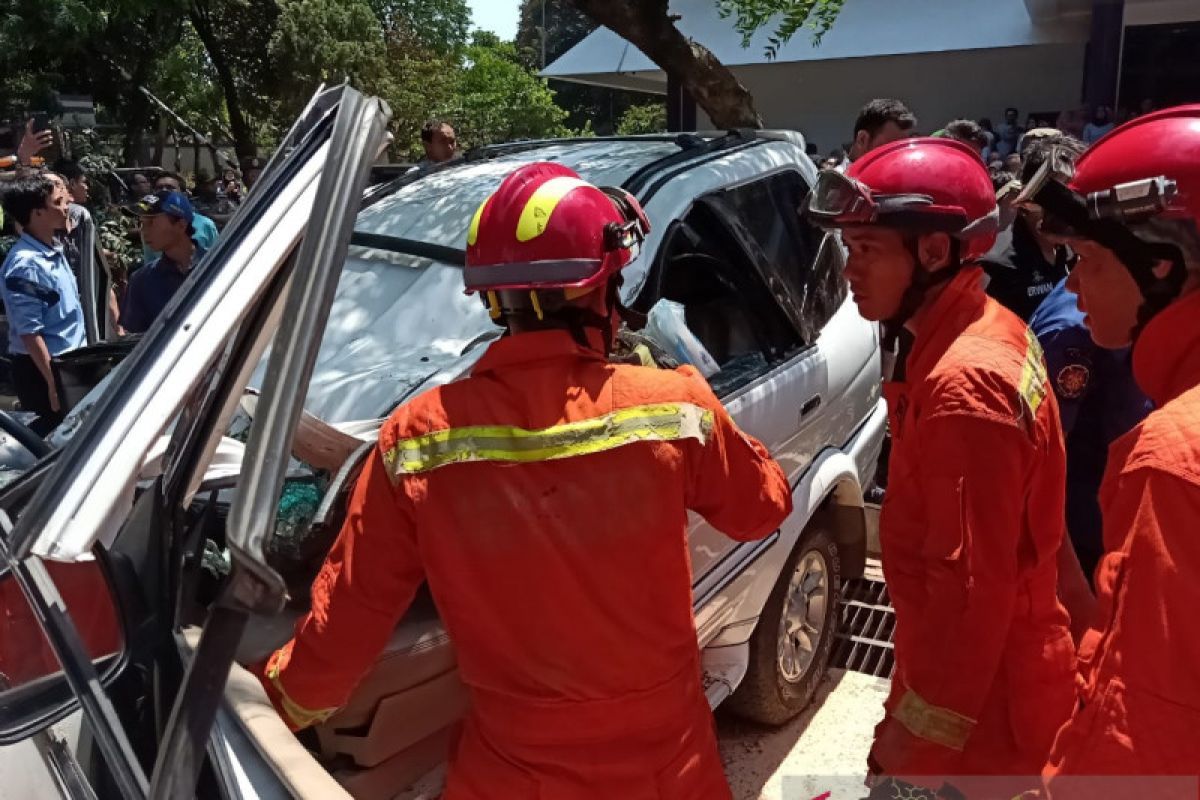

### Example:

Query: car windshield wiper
xmin=348 ymin=231 xmax=466 ymax=266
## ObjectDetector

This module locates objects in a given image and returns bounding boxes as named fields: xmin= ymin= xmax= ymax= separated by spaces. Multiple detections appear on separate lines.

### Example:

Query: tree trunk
xmin=153 ymin=116 xmax=168 ymax=167
xmin=189 ymin=1 xmax=257 ymax=161
xmin=566 ymin=0 xmax=761 ymax=129
xmin=121 ymin=94 xmax=153 ymax=167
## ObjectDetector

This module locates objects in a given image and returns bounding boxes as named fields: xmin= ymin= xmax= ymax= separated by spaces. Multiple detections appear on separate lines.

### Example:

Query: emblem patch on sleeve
xmin=1056 ymin=363 xmax=1090 ymax=399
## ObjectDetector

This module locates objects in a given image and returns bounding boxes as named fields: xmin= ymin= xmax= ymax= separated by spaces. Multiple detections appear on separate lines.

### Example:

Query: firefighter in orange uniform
xmin=258 ymin=162 xmax=793 ymax=799
xmin=1018 ymin=107 xmax=1200 ymax=798
xmin=805 ymin=138 xmax=1076 ymax=796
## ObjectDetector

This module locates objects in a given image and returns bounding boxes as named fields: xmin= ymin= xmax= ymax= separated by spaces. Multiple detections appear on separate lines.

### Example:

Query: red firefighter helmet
xmin=1070 ymin=104 xmax=1200 ymax=232
xmin=464 ymin=162 xmax=649 ymax=301
xmin=807 ymin=137 xmax=999 ymax=260
xmin=1013 ymin=106 xmax=1200 ymax=324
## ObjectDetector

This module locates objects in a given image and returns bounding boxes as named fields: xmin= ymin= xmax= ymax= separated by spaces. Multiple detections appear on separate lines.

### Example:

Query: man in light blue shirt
xmin=0 ymin=175 xmax=86 ymax=433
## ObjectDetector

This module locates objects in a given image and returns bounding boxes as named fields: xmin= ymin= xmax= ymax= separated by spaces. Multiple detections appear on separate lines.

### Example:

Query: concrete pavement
xmin=718 ymin=669 xmax=890 ymax=800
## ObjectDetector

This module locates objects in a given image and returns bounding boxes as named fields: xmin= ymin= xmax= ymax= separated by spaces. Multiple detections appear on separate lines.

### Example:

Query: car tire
xmin=724 ymin=524 xmax=841 ymax=726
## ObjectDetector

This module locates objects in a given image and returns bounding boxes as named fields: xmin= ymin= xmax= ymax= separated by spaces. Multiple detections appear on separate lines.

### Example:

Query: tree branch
xmin=567 ymin=0 xmax=761 ymax=129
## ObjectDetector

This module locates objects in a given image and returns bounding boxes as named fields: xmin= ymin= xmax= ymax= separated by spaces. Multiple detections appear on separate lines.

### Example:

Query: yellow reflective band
xmin=467 ymin=196 xmax=489 ymax=247
xmin=515 ymin=177 xmax=589 ymax=242
xmin=266 ymin=661 xmax=338 ymax=729
xmin=383 ymin=402 xmax=715 ymax=478
xmin=1019 ymin=328 xmax=1048 ymax=417
xmin=893 ymin=689 xmax=976 ymax=751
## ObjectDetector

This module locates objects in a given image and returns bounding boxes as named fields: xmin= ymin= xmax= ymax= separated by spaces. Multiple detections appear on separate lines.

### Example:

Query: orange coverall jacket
xmin=871 ymin=267 xmax=1076 ymax=787
xmin=1044 ymin=289 xmax=1200 ymax=800
xmin=261 ymin=328 xmax=792 ymax=800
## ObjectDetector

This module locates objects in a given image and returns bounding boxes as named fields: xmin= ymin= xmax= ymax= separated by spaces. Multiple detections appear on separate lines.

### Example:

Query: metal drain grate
xmin=832 ymin=559 xmax=895 ymax=678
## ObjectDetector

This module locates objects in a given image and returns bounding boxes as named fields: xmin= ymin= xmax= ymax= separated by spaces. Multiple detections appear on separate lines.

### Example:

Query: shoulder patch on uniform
xmin=1056 ymin=363 xmax=1090 ymax=400
xmin=1018 ymin=329 xmax=1049 ymax=417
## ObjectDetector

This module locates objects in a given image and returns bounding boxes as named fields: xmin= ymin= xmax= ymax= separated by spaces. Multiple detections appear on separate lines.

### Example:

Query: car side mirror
xmin=0 ymin=552 xmax=126 ymax=745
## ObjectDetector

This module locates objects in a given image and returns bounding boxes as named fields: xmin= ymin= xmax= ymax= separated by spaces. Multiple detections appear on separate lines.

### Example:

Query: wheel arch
xmin=700 ymin=447 xmax=866 ymax=648
xmin=815 ymin=472 xmax=868 ymax=583
xmin=786 ymin=448 xmax=867 ymax=583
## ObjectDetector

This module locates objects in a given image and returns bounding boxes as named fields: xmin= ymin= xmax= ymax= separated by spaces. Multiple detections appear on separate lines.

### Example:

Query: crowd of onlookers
xmin=0 ymin=117 xmax=270 ymax=431
xmin=0 ymin=113 xmax=466 ymax=435
xmin=808 ymin=99 xmax=1161 ymax=175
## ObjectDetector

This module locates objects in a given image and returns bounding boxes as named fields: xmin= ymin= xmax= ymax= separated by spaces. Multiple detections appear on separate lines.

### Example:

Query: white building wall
xmin=728 ymin=44 xmax=1086 ymax=156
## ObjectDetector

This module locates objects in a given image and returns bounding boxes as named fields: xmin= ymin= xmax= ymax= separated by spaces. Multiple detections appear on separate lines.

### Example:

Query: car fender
xmin=697 ymin=446 xmax=867 ymax=648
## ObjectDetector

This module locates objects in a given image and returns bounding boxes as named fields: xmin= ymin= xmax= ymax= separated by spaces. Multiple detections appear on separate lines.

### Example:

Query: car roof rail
xmin=622 ymin=129 xmax=760 ymax=197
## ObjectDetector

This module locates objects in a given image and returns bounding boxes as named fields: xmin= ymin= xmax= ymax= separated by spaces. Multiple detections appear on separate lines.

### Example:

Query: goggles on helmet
xmin=804 ymin=170 xmax=969 ymax=231
xmin=599 ymin=186 xmax=651 ymax=250
xmin=1016 ymin=145 xmax=1183 ymax=241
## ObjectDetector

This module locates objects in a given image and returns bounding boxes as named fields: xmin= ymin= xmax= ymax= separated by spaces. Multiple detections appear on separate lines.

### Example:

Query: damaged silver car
xmin=0 ymin=85 xmax=884 ymax=799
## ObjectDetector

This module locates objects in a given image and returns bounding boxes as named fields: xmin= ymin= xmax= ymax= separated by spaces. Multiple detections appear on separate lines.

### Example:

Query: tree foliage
xmin=567 ymin=0 xmax=846 ymax=128
xmin=435 ymin=37 xmax=571 ymax=151
xmin=0 ymin=0 xmax=581 ymax=164
xmin=270 ymin=0 xmax=390 ymax=116
xmin=716 ymin=0 xmax=845 ymax=59
xmin=369 ymin=0 xmax=471 ymax=54
xmin=617 ymin=103 xmax=667 ymax=136
xmin=0 ymin=0 xmax=187 ymax=161
xmin=514 ymin=0 xmax=597 ymax=71
xmin=515 ymin=0 xmax=656 ymax=135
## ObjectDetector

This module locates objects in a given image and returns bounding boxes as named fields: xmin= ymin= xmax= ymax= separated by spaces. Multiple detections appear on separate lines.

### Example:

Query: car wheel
xmin=724 ymin=524 xmax=841 ymax=725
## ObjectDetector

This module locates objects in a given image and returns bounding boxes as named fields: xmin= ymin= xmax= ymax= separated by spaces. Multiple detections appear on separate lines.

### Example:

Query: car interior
xmin=227 ymin=435 xmax=466 ymax=800
xmin=634 ymin=199 xmax=808 ymax=398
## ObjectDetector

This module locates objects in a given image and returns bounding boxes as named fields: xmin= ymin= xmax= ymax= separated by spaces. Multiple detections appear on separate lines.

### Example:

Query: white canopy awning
xmin=543 ymin=0 xmax=1090 ymax=91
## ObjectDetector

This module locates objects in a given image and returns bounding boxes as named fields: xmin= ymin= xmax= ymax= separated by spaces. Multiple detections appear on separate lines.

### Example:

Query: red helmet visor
xmin=463 ymin=258 xmax=604 ymax=292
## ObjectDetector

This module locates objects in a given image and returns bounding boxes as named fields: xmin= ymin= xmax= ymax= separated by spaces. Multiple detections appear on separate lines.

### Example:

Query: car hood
xmin=280 ymin=243 xmax=499 ymax=422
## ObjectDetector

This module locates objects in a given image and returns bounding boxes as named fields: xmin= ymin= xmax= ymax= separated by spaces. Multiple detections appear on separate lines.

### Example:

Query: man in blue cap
xmin=122 ymin=190 xmax=207 ymax=334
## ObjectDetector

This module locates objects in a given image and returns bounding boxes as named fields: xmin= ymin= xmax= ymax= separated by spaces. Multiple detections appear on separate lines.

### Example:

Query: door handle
xmin=801 ymin=395 xmax=822 ymax=418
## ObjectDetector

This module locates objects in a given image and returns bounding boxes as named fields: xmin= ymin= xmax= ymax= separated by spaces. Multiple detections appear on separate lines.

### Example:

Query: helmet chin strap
xmin=1116 ymin=244 xmax=1187 ymax=339
xmin=556 ymin=281 xmax=620 ymax=352
xmin=501 ymin=276 xmax=629 ymax=354
xmin=881 ymin=239 xmax=963 ymax=358
xmin=1036 ymin=181 xmax=1188 ymax=338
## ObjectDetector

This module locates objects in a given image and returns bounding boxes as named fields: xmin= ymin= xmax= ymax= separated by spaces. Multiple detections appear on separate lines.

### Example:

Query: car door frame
xmin=0 ymin=86 xmax=388 ymax=800
xmin=632 ymin=166 xmax=829 ymax=632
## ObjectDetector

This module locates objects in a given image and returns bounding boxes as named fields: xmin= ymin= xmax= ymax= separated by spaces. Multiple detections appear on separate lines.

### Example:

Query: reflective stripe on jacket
xmin=261 ymin=328 xmax=792 ymax=798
